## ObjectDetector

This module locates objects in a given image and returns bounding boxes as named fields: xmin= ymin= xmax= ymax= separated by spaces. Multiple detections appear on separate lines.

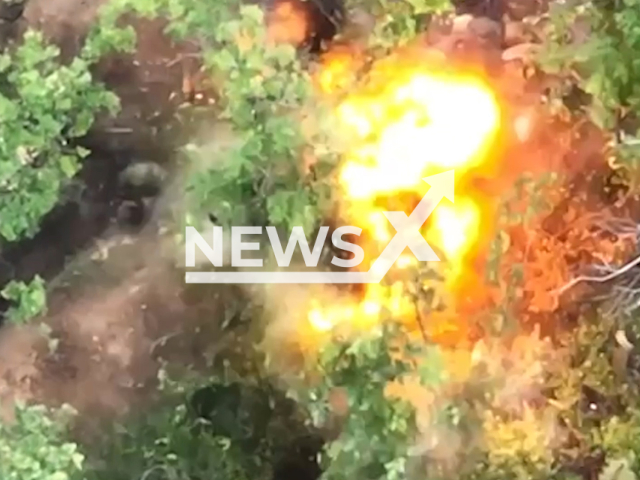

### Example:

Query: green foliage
xmin=98 ymin=0 xmax=342 ymax=232
xmin=0 ymin=11 xmax=134 ymax=324
xmin=0 ymin=30 xmax=121 ymax=243
xmin=81 ymin=0 xmax=137 ymax=63
xmin=293 ymin=324 xmax=446 ymax=480
xmin=186 ymin=5 xmax=334 ymax=230
xmin=1 ymin=275 xmax=47 ymax=324
xmin=86 ymin=364 xmax=317 ymax=480
xmin=601 ymin=414 xmax=640 ymax=473
xmin=537 ymin=6 xmax=640 ymax=474
xmin=87 ymin=398 xmax=261 ymax=480
xmin=0 ymin=403 xmax=84 ymax=480
xmin=353 ymin=0 xmax=452 ymax=49
xmin=539 ymin=0 xmax=640 ymax=173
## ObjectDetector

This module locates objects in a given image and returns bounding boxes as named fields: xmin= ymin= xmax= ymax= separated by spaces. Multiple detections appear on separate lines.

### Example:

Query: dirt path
xmin=24 ymin=0 xmax=107 ymax=52
xmin=0 ymin=224 xmax=230 ymax=423
xmin=0 ymin=0 xmax=225 ymax=424
xmin=25 ymin=0 xmax=187 ymax=137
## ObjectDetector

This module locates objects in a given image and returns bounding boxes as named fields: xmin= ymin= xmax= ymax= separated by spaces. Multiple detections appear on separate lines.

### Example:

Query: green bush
xmin=0 ymin=30 xmax=122 ymax=243
xmin=0 ymin=404 xmax=84 ymax=480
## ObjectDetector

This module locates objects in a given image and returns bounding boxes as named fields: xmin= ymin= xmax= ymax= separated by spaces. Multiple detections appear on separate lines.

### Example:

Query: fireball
xmin=306 ymin=46 xmax=501 ymax=336
xmin=339 ymin=73 xmax=500 ymax=199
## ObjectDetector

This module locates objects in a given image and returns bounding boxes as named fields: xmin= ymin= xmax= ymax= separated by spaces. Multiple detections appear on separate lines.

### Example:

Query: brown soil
xmin=0 ymin=0 xmax=223 ymax=425
xmin=0 ymin=227 xmax=229 ymax=424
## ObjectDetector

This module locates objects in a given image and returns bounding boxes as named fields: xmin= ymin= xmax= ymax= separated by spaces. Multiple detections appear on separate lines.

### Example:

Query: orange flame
xmin=307 ymin=47 xmax=502 ymax=338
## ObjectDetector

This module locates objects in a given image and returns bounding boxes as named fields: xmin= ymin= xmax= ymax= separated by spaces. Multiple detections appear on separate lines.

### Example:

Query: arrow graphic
xmin=185 ymin=170 xmax=454 ymax=284
xmin=363 ymin=169 xmax=454 ymax=282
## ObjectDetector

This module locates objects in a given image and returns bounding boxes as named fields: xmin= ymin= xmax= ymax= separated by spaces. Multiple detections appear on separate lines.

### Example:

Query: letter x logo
xmin=365 ymin=170 xmax=454 ymax=281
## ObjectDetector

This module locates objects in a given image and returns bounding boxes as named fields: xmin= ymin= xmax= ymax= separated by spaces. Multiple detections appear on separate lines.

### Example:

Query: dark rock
xmin=468 ymin=16 xmax=503 ymax=47
xmin=0 ymin=0 xmax=26 ymax=23
xmin=116 ymin=200 xmax=146 ymax=228
xmin=118 ymin=161 xmax=167 ymax=198
xmin=340 ymin=7 xmax=375 ymax=43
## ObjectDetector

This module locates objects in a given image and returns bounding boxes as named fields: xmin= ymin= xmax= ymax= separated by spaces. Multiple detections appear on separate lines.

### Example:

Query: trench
xmin=0 ymin=8 xmax=337 ymax=479
xmin=0 ymin=15 xmax=183 ymax=318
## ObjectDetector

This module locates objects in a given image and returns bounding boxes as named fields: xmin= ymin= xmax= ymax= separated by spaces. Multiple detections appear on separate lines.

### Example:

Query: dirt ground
xmin=0 ymin=0 xmax=224 ymax=423
xmin=24 ymin=0 xmax=189 ymax=136
xmin=0 ymin=223 xmax=232 ymax=423
xmin=24 ymin=0 xmax=107 ymax=50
